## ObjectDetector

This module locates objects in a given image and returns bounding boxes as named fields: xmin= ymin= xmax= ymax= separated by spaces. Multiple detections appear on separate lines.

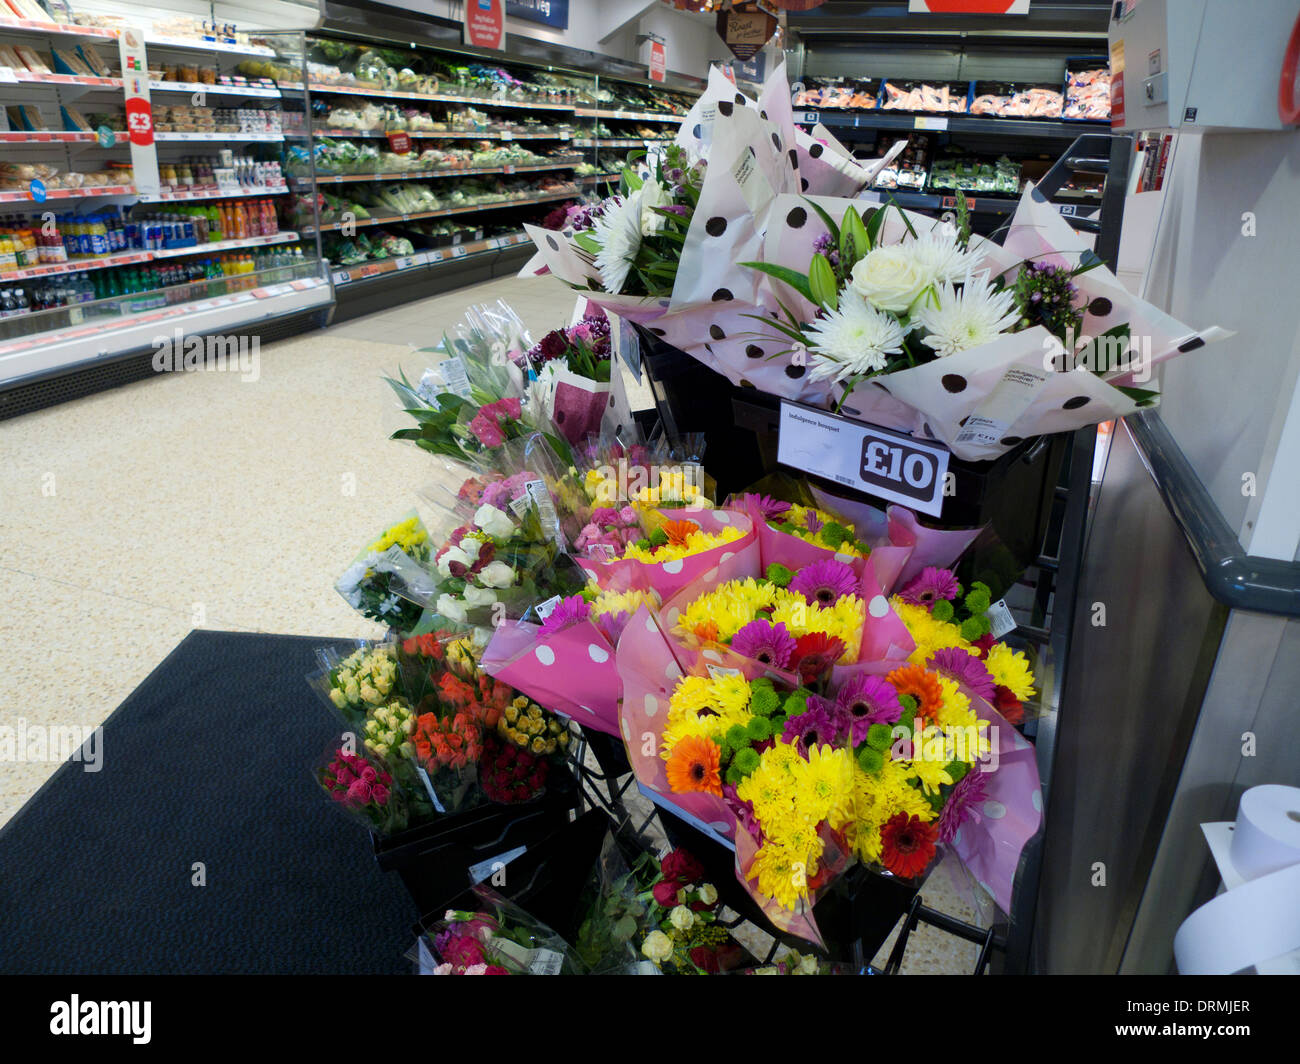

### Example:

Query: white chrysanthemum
xmin=906 ymin=225 xmax=985 ymax=288
xmin=915 ymin=270 xmax=1019 ymax=358
xmin=591 ymin=191 xmax=643 ymax=294
xmin=806 ymin=288 xmax=906 ymax=384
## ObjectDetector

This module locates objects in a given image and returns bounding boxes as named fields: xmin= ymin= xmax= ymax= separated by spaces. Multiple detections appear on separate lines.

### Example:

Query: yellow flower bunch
xmin=773 ymin=504 xmax=868 ymax=557
xmin=500 ymin=696 xmax=569 ymax=754
xmin=891 ymin=598 xmax=972 ymax=665
xmin=329 ymin=644 xmax=398 ymax=711
xmin=590 ymin=587 xmax=660 ymax=623
xmin=362 ymin=698 xmax=416 ymax=760
xmin=633 ymin=467 xmax=710 ymax=508
xmin=674 ymin=578 xmax=864 ymax=663
xmin=661 ymin=674 xmax=753 ymax=754
xmin=846 ymin=758 xmax=936 ymax=865
xmin=622 ymin=524 xmax=745 ymax=563
xmin=368 ymin=515 xmax=430 ymax=561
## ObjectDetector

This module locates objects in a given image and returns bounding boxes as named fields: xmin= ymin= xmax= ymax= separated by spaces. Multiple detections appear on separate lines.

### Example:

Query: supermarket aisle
xmin=0 ymin=274 xmax=552 ymax=827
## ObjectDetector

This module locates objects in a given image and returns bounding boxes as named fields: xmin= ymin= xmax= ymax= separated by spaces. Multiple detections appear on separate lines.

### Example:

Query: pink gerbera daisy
xmin=928 ymin=647 xmax=996 ymax=699
xmin=789 ymin=559 xmax=857 ymax=607
xmin=730 ymin=620 xmax=797 ymax=669
xmin=835 ymin=673 xmax=903 ymax=743
xmin=539 ymin=594 xmax=590 ymax=634
xmin=937 ymin=766 xmax=990 ymax=844
xmin=899 ymin=566 xmax=961 ymax=608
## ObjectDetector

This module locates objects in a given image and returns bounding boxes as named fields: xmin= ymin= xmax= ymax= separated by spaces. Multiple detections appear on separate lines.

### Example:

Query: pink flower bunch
xmin=575 ymin=504 xmax=640 ymax=557
xmin=479 ymin=471 xmax=535 ymax=513
xmin=323 ymin=751 xmax=392 ymax=808
xmin=469 ymin=397 xmax=523 ymax=448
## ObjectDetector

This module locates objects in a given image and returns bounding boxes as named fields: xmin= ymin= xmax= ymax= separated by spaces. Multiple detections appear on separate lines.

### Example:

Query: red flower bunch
xmin=653 ymin=849 xmax=713 ymax=909
xmin=880 ymin=812 xmax=939 ymax=879
xmin=438 ymin=672 xmax=510 ymax=728
xmin=479 ymin=733 xmax=548 ymax=804
xmin=468 ymin=397 xmax=523 ymax=448
xmin=412 ymin=711 xmax=483 ymax=770
xmin=402 ymin=632 xmax=446 ymax=660
xmin=322 ymin=751 xmax=392 ymax=808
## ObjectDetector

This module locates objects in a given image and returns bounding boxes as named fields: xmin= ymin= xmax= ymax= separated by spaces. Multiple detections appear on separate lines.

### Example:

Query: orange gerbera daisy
xmin=664 ymin=735 xmax=723 ymax=797
xmin=662 ymin=518 xmax=700 ymax=547
xmin=692 ymin=620 xmax=720 ymax=642
xmin=885 ymin=664 xmax=944 ymax=719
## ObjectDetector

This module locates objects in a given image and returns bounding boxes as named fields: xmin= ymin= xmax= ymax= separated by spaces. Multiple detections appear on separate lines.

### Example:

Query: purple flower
xmin=928 ymin=647 xmax=996 ymax=700
xmin=724 ymin=784 xmax=763 ymax=842
xmin=835 ymin=673 xmax=903 ymax=743
xmin=539 ymin=594 xmax=590 ymax=634
xmin=781 ymin=695 xmax=847 ymax=753
xmin=812 ymin=232 xmax=834 ymax=256
xmin=593 ymin=609 xmax=634 ymax=646
xmin=898 ymin=566 xmax=961 ymax=607
xmin=803 ymin=509 xmax=825 ymax=534
xmin=730 ymin=620 xmax=797 ymax=669
xmin=742 ymin=493 xmax=791 ymax=522
xmin=937 ymin=766 xmax=990 ymax=844
xmin=789 ymin=559 xmax=857 ymax=607
xmin=658 ymin=204 xmax=688 ymax=217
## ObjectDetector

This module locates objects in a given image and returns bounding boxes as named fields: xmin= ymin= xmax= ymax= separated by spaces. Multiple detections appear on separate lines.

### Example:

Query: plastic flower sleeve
xmin=307 ymin=639 xmax=402 ymax=728
xmin=334 ymin=511 xmax=439 ymax=633
xmin=418 ymin=886 xmax=585 ymax=974
xmin=314 ymin=735 xmax=423 ymax=837
xmin=481 ymin=617 xmax=622 ymax=737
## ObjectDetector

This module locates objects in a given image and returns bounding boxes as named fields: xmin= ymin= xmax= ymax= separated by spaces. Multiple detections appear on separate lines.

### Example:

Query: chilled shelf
xmin=0 ymin=233 xmax=300 ymax=282
xmin=0 ymin=72 xmax=121 ymax=90
xmin=0 ymin=130 xmax=127 ymax=143
xmin=293 ymin=163 xmax=576 ymax=187
xmin=312 ymin=128 xmax=572 ymax=141
xmin=0 ymin=18 xmax=118 ymax=42
xmin=142 ymin=185 xmax=289 ymax=203
xmin=305 ymin=82 xmax=576 ymax=111
xmin=796 ymin=108 xmax=1109 ymax=140
xmin=330 ymin=231 xmax=533 ymax=285
xmin=573 ymin=108 xmax=686 ymax=122
xmin=154 ymin=131 xmax=284 ymax=143
xmin=148 ymin=80 xmax=281 ymax=99
xmin=306 ymin=192 xmax=578 ymax=234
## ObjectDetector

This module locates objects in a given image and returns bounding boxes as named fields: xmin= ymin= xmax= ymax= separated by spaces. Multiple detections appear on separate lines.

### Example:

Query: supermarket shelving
xmin=330 ymin=231 xmax=533 ymax=286
xmin=293 ymin=162 xmax=578 ymax=186
xmin=304 ymin=194 xmax=578 ymax=234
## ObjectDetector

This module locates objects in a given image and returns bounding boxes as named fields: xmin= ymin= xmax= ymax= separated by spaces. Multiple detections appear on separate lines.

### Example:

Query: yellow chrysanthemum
xmin=590 ymin=587 xmax=660 ymax=622
xmin=892 ymin=598 xmax=971 ymax=664
xmin=662 ymin=675 xmax=753 ymax=754
xmin=933 ymin=675 xmax=977 ymax=729
xmin=676 ymin=579 xmax=778 ymax=642
xmin=749 ymin=842 xmax=811 ymax=911
xmin=764 ymin=815 xmax=825 ymax=875
xmin=985 ymin=643 xmax=1036 ymax=700
xmin=736 ymin=753 xmax=798 ymax=826
xmin=622 ymin=524 xmax=744 ymax=563
xmin=780 ymin=505 xmax=867 ymax=557
xmin=792 ymin=744 xmax=857 ymax=829
xmin=905 ymin=757 xmax=954 ymax=797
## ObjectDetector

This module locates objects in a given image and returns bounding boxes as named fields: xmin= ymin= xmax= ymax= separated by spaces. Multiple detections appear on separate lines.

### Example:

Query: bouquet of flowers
xmin=309 ymin=641 xmax=401 ymax=727
xmin=315 ymin=743 xmax=419 ymax=836
xmin=334 ymin=512 xmax=436 ymax=632
xmin=513 ymin=312 xmax=616 ymax=446
xmin=420 ymin=891 xmax=582 ymax=974
xmin=481 ymin=584 xmax=663 ymax=736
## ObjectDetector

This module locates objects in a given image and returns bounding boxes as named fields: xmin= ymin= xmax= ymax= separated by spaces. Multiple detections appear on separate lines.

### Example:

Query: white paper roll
xmin=1174 ymin=785 xmax=1300 ymax=975
xmin=1228 ymin=784 xmax=1300 ymax=881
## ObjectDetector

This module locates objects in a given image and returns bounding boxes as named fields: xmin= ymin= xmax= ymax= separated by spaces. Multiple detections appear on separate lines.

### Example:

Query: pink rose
xmin=345 ymin=778 xmax=372 ymax=805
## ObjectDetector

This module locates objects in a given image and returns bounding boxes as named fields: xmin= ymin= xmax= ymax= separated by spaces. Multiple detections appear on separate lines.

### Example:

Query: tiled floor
xmin=1 ymin=272 xmax=988 ymax=973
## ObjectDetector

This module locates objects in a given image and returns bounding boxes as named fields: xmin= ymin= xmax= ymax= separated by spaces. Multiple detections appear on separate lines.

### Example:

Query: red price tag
xmin=387 ymin=130 xmax=411 ymax=154
xmin=126 ymin=98 xmax=154 ymax=146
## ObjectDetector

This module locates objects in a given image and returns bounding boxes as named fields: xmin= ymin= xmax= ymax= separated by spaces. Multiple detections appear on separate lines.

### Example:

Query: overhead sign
xmin=649 ymin=41 xmax=666 ymax=82
xmin=908 ymin=0 xmax=1031 ymax=11
xmin=776 ymin=402 xmax=951 ymax=517
xmin=464 ymin=0 xmax=507 ymax=50
xmin=506 ymin=0 xmax=568 ymax=29
xmin=716 ymin=6 xmax=776 ymax=62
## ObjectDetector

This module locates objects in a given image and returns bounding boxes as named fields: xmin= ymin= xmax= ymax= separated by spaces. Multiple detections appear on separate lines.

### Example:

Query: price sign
xmin=118 ymin=30 xmax=160 ymax=196
xmin=451 ymin=245 xmax=468 ymax=258
xmin=500 ymin=129 xmax=513 ymax=141
xmin=28 ymin=179 xmax=46 ymax=203
xmin=1056 ymin=203 xmax=1077 ymax=216
xmin=776 ymin=401 xmax=950 ymax=517
xmin=800 ymin=111 xmax=819 ymax=124
xmin=95 ymin=124 xmax=116 ymax=148
xmin=386 ymin=130 xmax=411 ymax=154
xmin=914 ymin=116 xmax=949 ymax=131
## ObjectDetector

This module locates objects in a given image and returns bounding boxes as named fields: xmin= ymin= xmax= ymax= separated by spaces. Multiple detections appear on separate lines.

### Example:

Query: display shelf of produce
xmin=0 ymin=130 xmax=127 ymax=143
xmin=867 ymin=188 xmax=1101 ymax=218
xmin=2 ymin=72 xmax=122 ymax=89
xmin=0 ymin=275 xmax=332 ymax=386
xmin=305 ymin=83 xmax=575 ymax=111
xmin=142 ymin=184 xmax=289 ymax=203
xmin=151 ymin=231 xmax=300 ymax=258
xmin=313 ymin=129 xmax=571 ymax=140
xmin=0 ymin=183 xmax=134 ymax=202
xmin=572 ymin=138 xmax=672 ymax=148
xmin=0 ymin=18 xmax=119 ymax=41
xmin=795 ymin=110 xmax=1107 ymax=139
xmin=294 ymin=163 xmax=576 ymax=187
xmin=147 ymin=79 xmax=281 ymax=99
xmin=579 ymin=172 xmax=620 ymax=184
xmin=307 ymin=192 xmax=578 ymax=234
xmin=331 ymin=232 xmax=533 ymax=285
xmin=573 ymin=108 xmax=685 ymax=122
xmin=154 ymin=131 xmax=284 ymax=142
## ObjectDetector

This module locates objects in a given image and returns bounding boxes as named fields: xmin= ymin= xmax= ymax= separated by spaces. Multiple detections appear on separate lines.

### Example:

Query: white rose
xmin=436 ymin=546 xmax=472 ymax=576
xmin=477 ymin=560 xmax=516 ymax=588
xmin=436 ymin=593 xmax=468 ymax=623
xmin=458 ymin=537 xmax=483 ymax=561
xmin=641 ymin=930 xmax=673 ymax=964
xmin=639 ymin=177 xmax=672 ymax=236
xmin=462 ymin=584 xmax=498 ymax=607
xmin=849 ymin=245 xmax=932 ymax=314
xmin=669 ymin=905 xmax=695 ymax=932
xmin=696 ymin=883 xmax=718 ymax=906
xmin=474 ymin=504 xmax=517 ymax=540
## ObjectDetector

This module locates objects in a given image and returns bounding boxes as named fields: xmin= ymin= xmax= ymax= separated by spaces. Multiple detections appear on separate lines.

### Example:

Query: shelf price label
xmin=451 ymin=245 xmax=468 ymax=258
xmin=800 ymin=111 xmax=819 ymax=124
xmin=914 ymin=116 xmax=949 ymax=131
xmin=776 ymin=401 xmax=950 ymax=517
xmin=940 ymin=195 xmax=975 ymax=210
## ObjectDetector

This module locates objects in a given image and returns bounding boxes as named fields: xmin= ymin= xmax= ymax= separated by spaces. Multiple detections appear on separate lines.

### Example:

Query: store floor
xmin=1 ymin=273 xmax=990 ymax=973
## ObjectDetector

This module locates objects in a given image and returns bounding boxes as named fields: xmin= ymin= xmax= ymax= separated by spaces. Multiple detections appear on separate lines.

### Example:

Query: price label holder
xmin=500 ymin=130 xmax=513 ymax=141
xmin=914 ymin=116 xmax=949 ymax=131
xmin=800 ymin=111 xmax=819 ymax=124
xmin=776 ymin=401 xmax=950 ymax=518
xmin=451 ymin=245 xmax=467 ymax=258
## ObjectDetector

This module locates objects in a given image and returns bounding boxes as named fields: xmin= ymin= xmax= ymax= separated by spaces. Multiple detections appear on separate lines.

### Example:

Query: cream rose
xmin=474 ymin=504 xmax=517 ymax=541
xmin=436 ymin=593 xmax=468 ymax=623
xmin=849 ymin=245 xmax=931 ymax=314
xmin=641 ymin=930 xmax=673 ymax=964
xmin=669 ymin=905 xmax=695 ymax=932
xmin=477 ymin=561 xmax=516 ymax=588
